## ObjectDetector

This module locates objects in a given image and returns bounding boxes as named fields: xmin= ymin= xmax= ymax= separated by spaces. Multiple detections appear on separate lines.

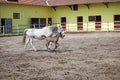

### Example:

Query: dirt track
xmin=0 ymin=32 xmax=120 ymax=80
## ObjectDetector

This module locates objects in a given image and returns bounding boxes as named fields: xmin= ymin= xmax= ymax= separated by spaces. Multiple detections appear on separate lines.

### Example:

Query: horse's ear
xmin=58 ymin=26 xmax=61 ymax=27
xmin=59 ymin=26 xmax=63 ymax=29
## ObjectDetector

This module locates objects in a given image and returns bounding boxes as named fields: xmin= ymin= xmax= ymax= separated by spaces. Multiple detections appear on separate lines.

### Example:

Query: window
xmin=48 ymin=18 xmax=52 ymax=25
xmin=96 ymin=16 xmax=101 ymax=21
xmin=77 ymin=16 xmax=83 ymax=22
xmin=89 ymin=16 xmax=101 ymax=21
xmin=89 ymin=16 xmax=95 ymax=21
xmin=7 ymin=0 xmax=18 ymax=2
xmin=61 ymin=17 xmax=66 ymax=23
xmin=73 ymin=4 xmax=78 ymax=11
xmin=114 ymin=15 xmax=120 ymax=21
xmin=13 ymin=13 xmax=20 ymax=19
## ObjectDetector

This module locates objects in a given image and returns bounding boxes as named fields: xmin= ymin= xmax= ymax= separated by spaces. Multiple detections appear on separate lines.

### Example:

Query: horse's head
xmin=49 ymin=26 xmax=65 ymax=38
xmin=57 ymin=26 xmax=65 ymax=38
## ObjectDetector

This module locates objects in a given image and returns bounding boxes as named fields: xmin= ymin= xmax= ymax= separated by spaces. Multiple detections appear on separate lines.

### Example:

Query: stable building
xmin=0 ymin=0 xmax=120 ymax=33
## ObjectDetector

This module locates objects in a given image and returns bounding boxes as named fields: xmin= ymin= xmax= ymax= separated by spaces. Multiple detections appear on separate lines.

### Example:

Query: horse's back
xmin=25 ymin=27 xmax=52 ymax=38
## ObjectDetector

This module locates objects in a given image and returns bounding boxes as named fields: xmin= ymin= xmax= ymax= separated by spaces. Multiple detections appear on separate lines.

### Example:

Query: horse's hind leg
xmin=48 ymin=42 xmax=52 ymax=48
xmin=30 ymin=38 xmax=37 ymax=51
xmin=46 ymin=42 xmax=51 ymax=51
xmin=24 ymin=38 xmax=30 ymax=49
xmin=55 ymin=43 xmax=59 ymax=49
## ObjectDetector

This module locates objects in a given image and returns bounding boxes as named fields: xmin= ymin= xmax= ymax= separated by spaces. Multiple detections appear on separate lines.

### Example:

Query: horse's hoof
xmin=48 ymin=50 xmax=51 ymax=52
xmin=55 ymin=46 xmax=58 ymax=49
xmin=47 ymin=48 xmax=51 ymax=52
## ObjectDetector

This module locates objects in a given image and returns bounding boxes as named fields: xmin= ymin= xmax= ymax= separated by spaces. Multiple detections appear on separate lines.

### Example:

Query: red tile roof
xmin=0 ymin=0 xmax=45 ymax=6
xmin=49 ymin=0 xmax=120 ymax=6
xmin=19 ymin=0 xmax=45 ymax=6
xmin=0 ymin=0 xmax=120 ymax=6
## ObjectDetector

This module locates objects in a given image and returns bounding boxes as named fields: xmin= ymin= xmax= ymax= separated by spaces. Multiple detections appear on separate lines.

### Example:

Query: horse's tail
xmin=22 ymin=29 xmax=27 ymax=44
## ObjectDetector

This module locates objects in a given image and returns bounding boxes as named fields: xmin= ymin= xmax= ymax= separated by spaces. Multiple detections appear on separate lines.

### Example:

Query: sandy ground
xmin=0 ymin=32 xmax=120 ymax=80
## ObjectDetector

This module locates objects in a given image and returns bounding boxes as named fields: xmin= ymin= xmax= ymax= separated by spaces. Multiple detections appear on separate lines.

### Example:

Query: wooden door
xmin=61 ymin=17 xmax=66 ymax=31
xmin=95 ymin=16 xmax=101 ymax=30
xmin=31 ymin=18 xmax=39 ymax=28
xmin=77 ymin=16 xmax=83 ymax=31
xmin=40 ymin=18 xmax=46 ymax=28
xmin=31 ymin=18 xmax=46 ymax=28
xmin=48 ymin=18 xmax=52 ymax=26
xmin=114 ymin=15 xmax=120 ymax=30
xmin=1 ymin=18 xmax=12 ymax=33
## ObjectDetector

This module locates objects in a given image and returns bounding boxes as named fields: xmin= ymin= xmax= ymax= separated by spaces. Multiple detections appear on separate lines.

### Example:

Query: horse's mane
xmin=49 ymin=26 xmax=59 ymax=32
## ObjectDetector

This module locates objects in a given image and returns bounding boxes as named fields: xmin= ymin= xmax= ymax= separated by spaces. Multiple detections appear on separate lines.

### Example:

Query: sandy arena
xmin=0 ymin=32 xmax=120 ymax=80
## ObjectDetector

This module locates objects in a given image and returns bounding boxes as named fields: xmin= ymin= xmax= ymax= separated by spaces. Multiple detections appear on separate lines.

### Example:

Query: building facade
xmin=0 ymin=0 xmax=120 ymax=33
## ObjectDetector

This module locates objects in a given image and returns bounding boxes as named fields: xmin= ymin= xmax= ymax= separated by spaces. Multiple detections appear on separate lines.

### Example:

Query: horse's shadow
xmin=37 ymin=49 xmax=48 ymax=52
xmin=36 ymin=49 xmax=73 ymax=53
xmin=55 ymin=49 xmax=73 ymax=53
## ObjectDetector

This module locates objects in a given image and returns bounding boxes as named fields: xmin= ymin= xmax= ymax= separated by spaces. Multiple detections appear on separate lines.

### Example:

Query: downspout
xmin=0 ymin=3 xmax=1 ymax=27
xmin=45 ymin=0 xmax=49 ymax=6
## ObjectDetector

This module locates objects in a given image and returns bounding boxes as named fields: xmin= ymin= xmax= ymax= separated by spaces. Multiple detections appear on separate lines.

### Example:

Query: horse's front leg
xmin=46 ymin=41 xmax=49 ymax=50
xmin=55 ymin=43 xmax=59 ymax=49
xmin=30 ymin=38 xmax=37 ymax=51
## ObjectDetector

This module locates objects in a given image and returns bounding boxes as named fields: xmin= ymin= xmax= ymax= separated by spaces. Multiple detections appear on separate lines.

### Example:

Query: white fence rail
xmin=0 ymin=22 xmax=120 ymax=36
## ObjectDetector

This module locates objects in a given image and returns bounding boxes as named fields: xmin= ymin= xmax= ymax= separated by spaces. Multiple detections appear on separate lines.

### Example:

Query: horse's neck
xmin=54 ymin=33 xmax=60 ymax=40
xmin=45 ymin=27 xmax=53 ymax=37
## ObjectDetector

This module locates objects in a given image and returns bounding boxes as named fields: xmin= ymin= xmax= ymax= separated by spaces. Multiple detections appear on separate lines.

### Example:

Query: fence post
xmin=86 ymin=22 xmax=88 ymax=32
xmin=107 ymin=22 xmax=109 ymax=32
xmin=17 ymin=24 xmax=20 ymax=35
xmin=67 ymin=22 xmax=69 ymax=32
xmin=33 ymin=24 xmax=35 ymax=28
xmin=3 ymin=25 xmax=5 ymax=34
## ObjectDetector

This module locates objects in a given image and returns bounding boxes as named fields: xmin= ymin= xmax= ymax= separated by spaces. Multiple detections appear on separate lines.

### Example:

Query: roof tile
xmin=0 ymin=0 xmax=120 ymax=6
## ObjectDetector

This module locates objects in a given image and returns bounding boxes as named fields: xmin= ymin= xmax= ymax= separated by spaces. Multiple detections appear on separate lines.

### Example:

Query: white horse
xmin=22 ymin=26 xmax=65 ymax=51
